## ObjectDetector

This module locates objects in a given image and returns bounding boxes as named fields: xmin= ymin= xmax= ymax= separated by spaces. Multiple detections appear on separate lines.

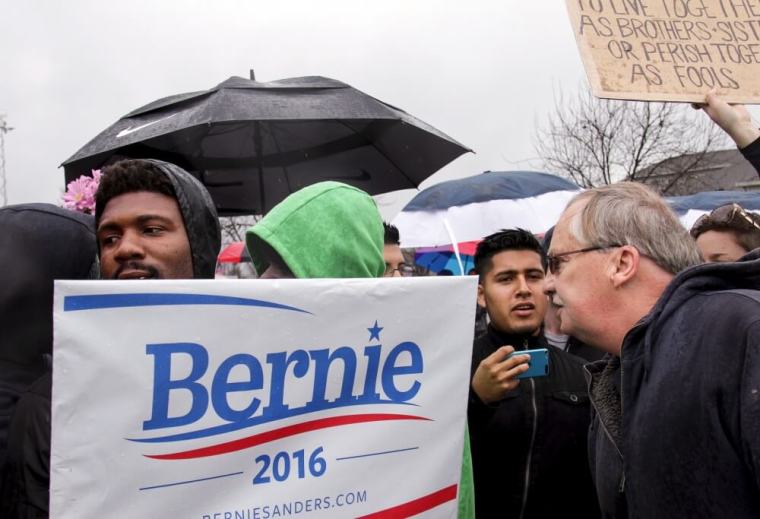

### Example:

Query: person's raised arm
xmin=700 ymin=90 xmax=760 ymax=149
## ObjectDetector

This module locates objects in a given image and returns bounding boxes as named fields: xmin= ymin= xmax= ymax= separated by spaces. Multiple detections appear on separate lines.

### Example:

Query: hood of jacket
xmin=128 ymin=159 xmax=221 ymax=279
xmin=626 ymin=247 xmax=760 ymax=371
xmin=246 ymin=181 xmax=384 ymax=279
xmin=0 ymin=204 xmax=98 ymax=366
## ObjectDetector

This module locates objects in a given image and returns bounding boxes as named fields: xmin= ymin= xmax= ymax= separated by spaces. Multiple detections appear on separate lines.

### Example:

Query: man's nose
xmin=516 ymin=275 xmax=531 ymax=294
xmin=392 ymin=268 xmax=402 ymax=278
xmin=114 ymin=231 xmax=145 ymax=260
xmin=544 ymin=271 xmax=556 ymax=296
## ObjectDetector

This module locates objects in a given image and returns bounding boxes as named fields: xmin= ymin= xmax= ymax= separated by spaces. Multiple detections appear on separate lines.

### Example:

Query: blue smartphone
xmin=508 ymin=348 xmax=549 ymax=379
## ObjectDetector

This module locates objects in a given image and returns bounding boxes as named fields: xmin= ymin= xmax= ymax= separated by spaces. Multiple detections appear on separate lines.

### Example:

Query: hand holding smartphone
xmin=507 ymin=348 xmax=549 ymax=379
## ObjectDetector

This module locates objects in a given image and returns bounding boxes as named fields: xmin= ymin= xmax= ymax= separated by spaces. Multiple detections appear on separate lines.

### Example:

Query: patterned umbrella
xmin=414 ymin=240 xmax=479 ymax=275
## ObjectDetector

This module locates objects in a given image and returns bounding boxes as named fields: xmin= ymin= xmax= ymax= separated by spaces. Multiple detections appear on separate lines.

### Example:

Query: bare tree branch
xmin=534 ymin=85 xmax=729 ymax=192
xmin=219 ymin=215 xmax=260 ymax=245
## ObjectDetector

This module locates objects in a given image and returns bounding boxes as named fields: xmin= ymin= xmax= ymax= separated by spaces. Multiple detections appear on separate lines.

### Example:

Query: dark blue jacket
xmin=0 ymin=204 xmax=97 ymax=517
xmin=469 ymin=327 xmax=600 ymax=519
xmin=587 ymin=249 xmax=760 ymax=518
xmin=0 ymin=205 xmax=97 ymax=471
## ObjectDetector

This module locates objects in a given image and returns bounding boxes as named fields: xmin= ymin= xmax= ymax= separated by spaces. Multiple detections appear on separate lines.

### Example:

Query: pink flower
xmin=61 ymin=169 xmax=101 ymax=215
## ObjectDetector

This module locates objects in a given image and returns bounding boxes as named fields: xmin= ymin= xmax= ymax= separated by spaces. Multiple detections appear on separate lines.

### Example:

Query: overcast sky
xmin=0 ymin=1 xmax=590 ymax=217
xmin=4 ymin=1 xmax=749 ymax=219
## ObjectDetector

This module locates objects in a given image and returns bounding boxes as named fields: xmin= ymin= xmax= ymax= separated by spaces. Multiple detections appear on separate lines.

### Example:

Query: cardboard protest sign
xmin=51 ymin=277 xmax=476 ymax=518
xmin=566 ymin=0 xmax=760 ymax=103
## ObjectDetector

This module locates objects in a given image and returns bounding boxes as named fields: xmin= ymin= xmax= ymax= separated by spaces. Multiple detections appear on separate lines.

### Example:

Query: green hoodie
xmin=246 ymin=181 xmax=384 ymax=279
xmin=246 ymin=181 xmax=475 ymax=517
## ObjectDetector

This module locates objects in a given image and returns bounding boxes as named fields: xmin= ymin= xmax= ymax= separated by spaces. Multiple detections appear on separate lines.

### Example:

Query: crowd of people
xmin=0 ymin=93 xmax=758 ymax=518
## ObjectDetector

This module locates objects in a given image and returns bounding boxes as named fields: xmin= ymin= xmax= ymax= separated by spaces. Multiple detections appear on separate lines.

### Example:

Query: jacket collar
xmin=485 ymin=324 xmax=546 ymax=351
xmin=585 ymin=355 xmax=624 ymax=458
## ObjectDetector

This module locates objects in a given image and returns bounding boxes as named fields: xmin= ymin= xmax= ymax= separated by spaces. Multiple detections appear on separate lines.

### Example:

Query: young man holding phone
xmin=468 ymin=229 xmax=599 ymax=518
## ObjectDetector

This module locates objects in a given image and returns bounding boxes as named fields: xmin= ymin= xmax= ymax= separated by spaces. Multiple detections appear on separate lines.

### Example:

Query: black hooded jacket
xmin=587 ymin=249 xmax=760 ymax=518
xmin=0 ymin=204 xmax=97 ymax=472
xmin=740 ymin=134 xmax=760 ymax=175
xmin=0 ymin=205 xmax=97 ymax=518
xmin=1 ymin=161 xmax=221 ymax=518
xmin=468 ymin=326 xmax=600 ymax=519
xmin=95 ymin=159 xmax=222 ymax=279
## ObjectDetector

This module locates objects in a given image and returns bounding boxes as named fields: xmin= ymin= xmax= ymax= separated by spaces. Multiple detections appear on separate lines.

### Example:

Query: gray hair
xmin=567 ymin=182 xmax=701 ymax=275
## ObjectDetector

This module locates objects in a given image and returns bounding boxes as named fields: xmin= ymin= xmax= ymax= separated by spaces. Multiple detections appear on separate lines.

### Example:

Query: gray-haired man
xmin=544 ymin=182 xmax=760 ymax=518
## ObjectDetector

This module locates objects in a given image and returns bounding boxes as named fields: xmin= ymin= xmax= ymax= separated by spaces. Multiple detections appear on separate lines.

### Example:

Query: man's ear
xmin=610 ymin=245 xmax=639 ymax=288
xmin=477 ymin=283 xmax=486 ymax=308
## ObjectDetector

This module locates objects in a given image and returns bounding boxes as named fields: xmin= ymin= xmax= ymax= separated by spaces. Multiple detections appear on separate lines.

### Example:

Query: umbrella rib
xmin=193 ymin=133 xmax=369 ymax=169
xmin=254 ymin=121 xmax=266 ymax=213
xmin=265 ymin=123 xmax=293 ymax=194
xmin=335 ymin=120 xmax=418 ymax=189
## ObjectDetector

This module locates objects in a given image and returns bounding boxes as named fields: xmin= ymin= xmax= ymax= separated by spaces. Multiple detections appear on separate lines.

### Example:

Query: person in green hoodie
xmin=246 ymin=181 xmax=475 ymax=518
xmin=246 ymin=181 xmax=384 ymax=279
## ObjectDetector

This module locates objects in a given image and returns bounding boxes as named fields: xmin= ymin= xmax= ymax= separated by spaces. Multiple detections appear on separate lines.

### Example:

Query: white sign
xmin=51 ymin=277 xmax=476 ymax=518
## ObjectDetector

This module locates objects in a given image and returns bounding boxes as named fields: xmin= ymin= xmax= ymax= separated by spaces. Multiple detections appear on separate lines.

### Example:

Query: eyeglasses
xmin=546 ymin=245 xmax=622 ymax=275
xmin=384 ymin=265 xmax=415 ymax=277
xmin=691 ymin=203 xmax=760 ymax=238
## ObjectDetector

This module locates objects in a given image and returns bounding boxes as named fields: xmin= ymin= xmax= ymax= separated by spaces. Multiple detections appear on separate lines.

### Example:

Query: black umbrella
xmin=62 ymin=75 xmax=470 ymax=216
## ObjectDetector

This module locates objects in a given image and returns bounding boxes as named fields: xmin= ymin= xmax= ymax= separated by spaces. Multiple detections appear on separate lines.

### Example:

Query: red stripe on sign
xmin=145 ymin=413 xmax=430 ymax=460
xmin=357 ymin=484 xmax=458 ymax=518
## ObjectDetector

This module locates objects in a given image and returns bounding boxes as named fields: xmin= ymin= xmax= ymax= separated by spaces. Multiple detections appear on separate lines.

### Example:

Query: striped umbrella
xmin=393 ymin=171 xmax=581 ymax=248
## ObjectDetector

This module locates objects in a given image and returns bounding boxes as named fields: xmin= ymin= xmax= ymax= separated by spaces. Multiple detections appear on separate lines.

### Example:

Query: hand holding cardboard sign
xmin=698 ymin=90 xmax=760 ymax=148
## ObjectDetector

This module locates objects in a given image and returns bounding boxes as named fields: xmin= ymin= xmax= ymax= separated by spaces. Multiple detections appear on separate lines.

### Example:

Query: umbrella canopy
xmin=393 ymin=171 xmax=581 ymax=247
xmin=62 ymin=75 xmax=470 ymax=216
xmin=666 ymin=190 xmax=760 ymax=229
xmin=414 ymin=240 xmax=480 ymax=275
xmin=415 ymin=251 xmax=475 ymax=275
xmin=217 ymin=241 xmax=250 ymax=264
xmin=414 ymin=240 xmax=481 ymax=256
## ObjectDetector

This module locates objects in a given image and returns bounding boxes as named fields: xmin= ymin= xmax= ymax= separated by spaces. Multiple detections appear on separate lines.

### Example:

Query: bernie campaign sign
xmin=50 ymin=277 xmax=476 ymax=518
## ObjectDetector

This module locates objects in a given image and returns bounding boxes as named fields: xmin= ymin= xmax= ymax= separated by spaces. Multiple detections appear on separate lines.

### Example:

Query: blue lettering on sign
xmin=145 ymin=343 xmax=209 ymax=429
xmin=382 ymin=342 xmax=423 ymax=401
xmin=138 ymin=338 xmax=424 ymax=441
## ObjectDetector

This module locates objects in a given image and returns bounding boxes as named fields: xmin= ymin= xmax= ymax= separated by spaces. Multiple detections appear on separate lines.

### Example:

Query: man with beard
xmin=95 ymin=159 xmax=221 ymax=280
xmin=1 ymin=159 xmax=220 ymax=518
xmin=468 ymin=229 xmax=598 ymax=518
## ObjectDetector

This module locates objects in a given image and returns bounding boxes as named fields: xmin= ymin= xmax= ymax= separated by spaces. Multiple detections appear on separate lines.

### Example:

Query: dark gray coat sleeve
xmin=741 ymin=320 xmax=760 ymax=492
xmin=739 ymin=137 xmax=760 ymax=179
xmin=0 ymin=374 xmax=51 ymax=519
